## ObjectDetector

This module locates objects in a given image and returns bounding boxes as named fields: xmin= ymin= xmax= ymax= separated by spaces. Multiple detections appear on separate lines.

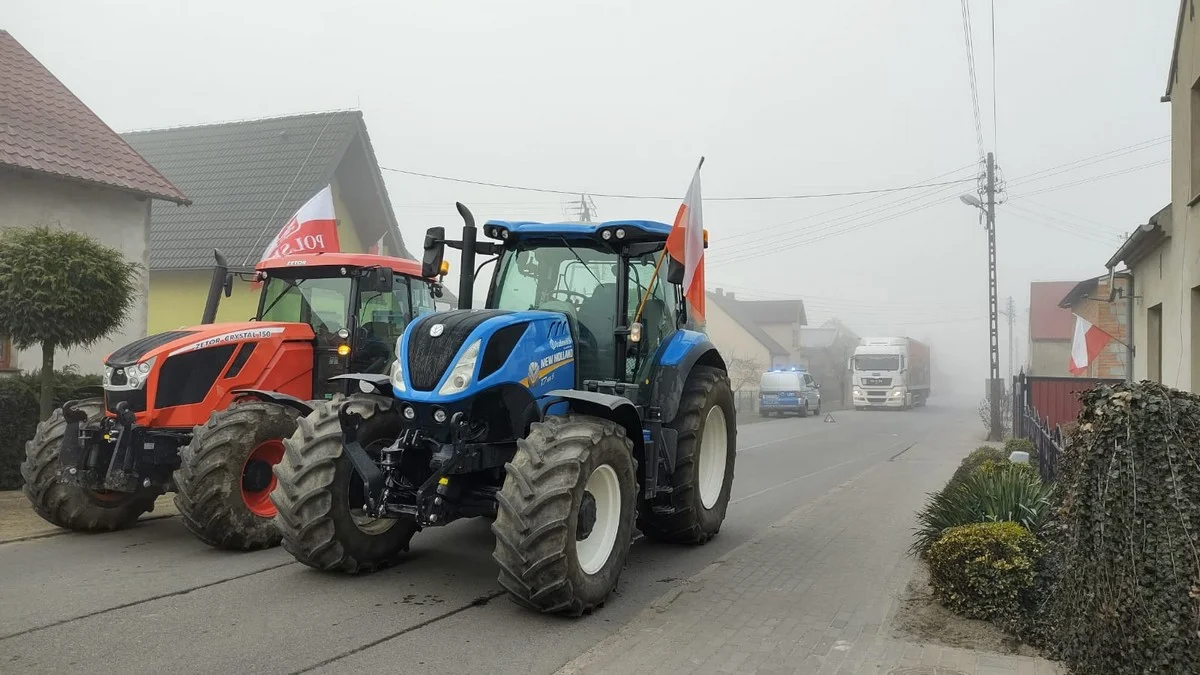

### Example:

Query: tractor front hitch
xmin=337 ymin=403 xmax=387 ymax=513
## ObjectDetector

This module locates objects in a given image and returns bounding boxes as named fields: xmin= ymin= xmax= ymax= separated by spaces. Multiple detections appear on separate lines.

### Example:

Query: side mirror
xmin=666 ymin=257 xmax=685 ymax=285
xmin=363 ymin=266 xmax=394 ymax=293
xmin=223 ymin=272 xmax=234 ymax=298
xmin=422 ymin=226 xmax=446 ymax=279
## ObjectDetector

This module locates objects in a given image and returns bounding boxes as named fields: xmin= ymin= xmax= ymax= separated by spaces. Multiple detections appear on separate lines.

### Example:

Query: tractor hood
xmin=104 ymin=322 xmax=313 ymax=368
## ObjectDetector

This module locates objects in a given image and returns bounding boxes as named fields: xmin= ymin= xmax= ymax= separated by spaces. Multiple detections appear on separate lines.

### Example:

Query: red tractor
xmin=21 ymin=250 xmax=443 ymax=550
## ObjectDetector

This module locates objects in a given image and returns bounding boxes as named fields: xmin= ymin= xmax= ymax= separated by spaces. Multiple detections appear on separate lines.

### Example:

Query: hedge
xmin=947 ymin=445 xmax=1007 ymax=489
xmin=1049 ymin=382 xmax=1200 ymax=674
xmin=0 ymin=369 xmax=101 ymax=490
xmin=928 ymin=521 xmax=1044 ymax=623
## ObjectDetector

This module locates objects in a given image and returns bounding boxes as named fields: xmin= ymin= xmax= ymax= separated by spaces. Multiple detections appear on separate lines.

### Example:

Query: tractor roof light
xmin=615 ymin=228 xmax=626 ymax=239
xmin=601 ymin=229 xmax=613 ymax=241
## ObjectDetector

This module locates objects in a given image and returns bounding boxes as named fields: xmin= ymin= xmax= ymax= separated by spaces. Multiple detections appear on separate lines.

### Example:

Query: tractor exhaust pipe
xmin=455 ymin=202 xmax=477 ymax=310
xmin=201 ymin=249 xmax=230 ymax=324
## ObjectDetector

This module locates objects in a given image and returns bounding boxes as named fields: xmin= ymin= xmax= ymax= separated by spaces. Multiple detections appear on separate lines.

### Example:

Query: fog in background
xmin=5 ymin=1 xmax=1174 ymax=401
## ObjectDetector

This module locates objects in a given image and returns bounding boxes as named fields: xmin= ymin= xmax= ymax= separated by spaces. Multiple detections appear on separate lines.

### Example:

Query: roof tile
xmin=0 ymin=30 xmax=188 ymax=204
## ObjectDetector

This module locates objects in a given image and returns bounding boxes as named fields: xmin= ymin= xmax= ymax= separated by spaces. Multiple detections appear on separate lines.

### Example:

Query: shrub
xmin=928 ymin=521 xmax=1044 ymax=622
xmin=1003 ymin=437 xmax=1037 ymax=467
xmin=1049 ymin=382 xmax=1200 ymax=674
xmin=948 ymin=445 xmax=1007 ymax=488
xmin=0 ymin=368 xmax=100 ymax=490
xmin=911 ymin=464 xmax=1055 ymax=556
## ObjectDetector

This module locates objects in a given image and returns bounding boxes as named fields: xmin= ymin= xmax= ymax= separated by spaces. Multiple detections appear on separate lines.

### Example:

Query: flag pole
xmin=632 ymin=156 xmax=704 ymax=325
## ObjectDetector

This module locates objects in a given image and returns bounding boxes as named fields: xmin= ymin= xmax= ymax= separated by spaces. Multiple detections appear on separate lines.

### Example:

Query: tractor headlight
xmin=438 ymin=340 xmax=480 ymax=396
xmin=389 ymin=358 xmax=406 ymax=393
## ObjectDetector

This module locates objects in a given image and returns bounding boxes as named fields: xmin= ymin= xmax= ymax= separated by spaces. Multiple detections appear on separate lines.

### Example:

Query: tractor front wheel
xmin=271 ymin=397 xmax=418 ymax=574
xmin=638 ymin=365 xmax=737 ymax=544
xmin=492 ymin=415 xmax=637 ymax=616
xmin=21 ymin=398 xmax=160 ymax=532
xmin=173 ymin=401 xmax=297 ymax=551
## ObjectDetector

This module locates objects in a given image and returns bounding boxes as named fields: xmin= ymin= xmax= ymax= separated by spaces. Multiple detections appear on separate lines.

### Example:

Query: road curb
xmin=554 ymin=449 xmax=900 ymax=674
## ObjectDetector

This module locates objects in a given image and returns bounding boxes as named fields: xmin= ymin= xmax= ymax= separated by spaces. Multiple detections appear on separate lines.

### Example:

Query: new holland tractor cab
xmin=22 ymin=250 xmax=442 ymax=551
xmin=271 ymin=203 xmax=737 ymax=615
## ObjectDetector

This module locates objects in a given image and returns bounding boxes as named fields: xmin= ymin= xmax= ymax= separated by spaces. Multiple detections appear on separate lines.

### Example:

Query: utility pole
xmin=985 ymin=152 xmax=1002 ymax=441
xmin=566 ymin=194 xmax=597 ymax=223
xmin=999 ymin=296 xmax=1015 ymax=382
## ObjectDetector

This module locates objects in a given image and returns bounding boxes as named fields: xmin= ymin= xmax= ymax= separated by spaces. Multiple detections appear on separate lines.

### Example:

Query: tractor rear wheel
xmin=271 ymin=396 xmax=418 ymax=574
xmin=21 ymin=398 xmax=160 ymax=532
xmin=638 ymin=366 xmax=736 ymax=544
xmin=173 ymin=401 xmax=297 ymax=551
xmin=492 ymin=415 xmax=637 ymax=616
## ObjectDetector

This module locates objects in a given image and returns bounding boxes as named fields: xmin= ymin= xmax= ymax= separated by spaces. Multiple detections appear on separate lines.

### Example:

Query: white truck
xmin=850 ymin=336 xmax=931 ymax=410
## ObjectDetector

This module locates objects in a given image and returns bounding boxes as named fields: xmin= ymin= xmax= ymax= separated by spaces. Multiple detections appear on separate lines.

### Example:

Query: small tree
xmin=726 ymin=355 xmax=764 ymax=392
xmin=0 ymin=226 xmax=140 ymax=419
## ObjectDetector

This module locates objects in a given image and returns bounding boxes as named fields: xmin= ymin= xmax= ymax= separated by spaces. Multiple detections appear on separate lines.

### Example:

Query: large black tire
xmin=173 ymin=401 xmax=298 ymax=551
xmin=492 ymin=415 xmax=637 ymax=616
xmin=271 ymin=396 xmax=418 ymax=574
xmin=21 ymin=398 xmax=160 ymax=532
xmin=638 ymin=366 xmax=736 ymax=544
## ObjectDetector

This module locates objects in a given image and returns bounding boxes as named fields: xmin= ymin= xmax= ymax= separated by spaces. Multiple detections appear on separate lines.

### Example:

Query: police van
xmin=758 ymin=367 xmax=820 ymax=417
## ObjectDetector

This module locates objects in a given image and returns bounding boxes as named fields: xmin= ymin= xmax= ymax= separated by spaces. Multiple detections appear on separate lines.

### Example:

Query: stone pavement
xmin=557 ymin=417 xmax=1064 ymax=675
xmin=0 ymin=489 xmax=176 ymax=544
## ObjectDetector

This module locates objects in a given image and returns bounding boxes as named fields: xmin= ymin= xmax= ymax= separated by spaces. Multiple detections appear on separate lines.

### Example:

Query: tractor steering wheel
xmin=548 ymin=289 xmax=588 ymax=311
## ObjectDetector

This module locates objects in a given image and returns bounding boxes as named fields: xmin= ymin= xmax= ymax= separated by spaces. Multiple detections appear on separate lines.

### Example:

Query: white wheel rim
xmin=698 ymin=405 xmax=729 ymax=510
xmin=350 ymin=508 xmax=397 ymax=535
xmin=576 ymin=464 xmax=621 ymax=575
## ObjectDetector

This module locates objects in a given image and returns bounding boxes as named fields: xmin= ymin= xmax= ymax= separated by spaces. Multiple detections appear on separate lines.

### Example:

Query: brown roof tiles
xmin=0 ymin=30 xmax=188 ymax=204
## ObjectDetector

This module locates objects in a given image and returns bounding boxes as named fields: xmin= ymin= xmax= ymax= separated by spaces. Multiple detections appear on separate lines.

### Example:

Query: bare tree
xmin=726 ymin=355 xmax=763 ymax=392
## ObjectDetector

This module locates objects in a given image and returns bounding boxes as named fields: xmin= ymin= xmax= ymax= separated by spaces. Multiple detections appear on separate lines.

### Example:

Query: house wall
xmin=703 ymin=302 xmax=773 ymax=390
xmin=0 ymin=171 xmax=150 ymax=375
xmin=1067 ymin=277 xmax=1130 ymax=379
xmin=1028 ymin=340 xmax=1072 ymax=376
xmin=1147 ymin=9 xmax=1200 ymax=390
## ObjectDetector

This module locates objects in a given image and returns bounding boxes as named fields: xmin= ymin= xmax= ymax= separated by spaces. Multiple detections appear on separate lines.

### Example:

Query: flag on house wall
xmin=1069 ymin=314 xmax=1112 ymax=375
xmin=666 ymin=159 xmax=705 ymax=323
xmin=260 ymin=185 xmax=341 ymax=263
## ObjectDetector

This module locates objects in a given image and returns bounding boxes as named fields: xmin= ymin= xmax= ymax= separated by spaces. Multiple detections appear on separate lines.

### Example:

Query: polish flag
xmin=666 ymin=159 xmax=706 ymax=323
xmin=260 ymin=185 xmax=341 ymax=263
xmin=1069 ymin=314 xmax=1112 ymax=375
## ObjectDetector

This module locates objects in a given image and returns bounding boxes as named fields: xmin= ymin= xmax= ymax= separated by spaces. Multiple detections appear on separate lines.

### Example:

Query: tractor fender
xmin=327 ymin=373 xmax=391 ymax=396
xmin=541 ymin=389 xmax=645 ymax=459
xmin=650 ymin=330 xmax=727 ymax=424
xmin=230 ymin=389 xmax=315 ymax=417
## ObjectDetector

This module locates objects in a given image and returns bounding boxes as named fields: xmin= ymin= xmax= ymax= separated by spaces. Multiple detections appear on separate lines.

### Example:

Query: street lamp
xmin=959 ymin=194 xmax=983 ymax=209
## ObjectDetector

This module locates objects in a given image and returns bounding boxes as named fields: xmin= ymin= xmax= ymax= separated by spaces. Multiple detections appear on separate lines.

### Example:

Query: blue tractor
xmin=270 ymin=203 xmax=736 ymax=615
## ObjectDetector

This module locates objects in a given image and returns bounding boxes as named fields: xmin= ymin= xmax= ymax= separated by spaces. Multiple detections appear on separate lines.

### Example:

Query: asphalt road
xmin=0 ymin=403 xmax=973 ymax=674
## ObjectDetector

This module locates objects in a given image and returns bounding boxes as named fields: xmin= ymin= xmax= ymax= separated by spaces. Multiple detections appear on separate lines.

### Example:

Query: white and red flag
xmin=665 ymin=158 xmax=706 ymax=323
xmin=260 ymin=185 xmax=341 ymax=262
xmin=1068 ymin=314 xmax=1113 ymax=375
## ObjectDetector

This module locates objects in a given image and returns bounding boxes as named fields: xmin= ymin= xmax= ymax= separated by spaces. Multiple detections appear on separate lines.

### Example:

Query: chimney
xmin=728 ymin=292 xmax=735 ymax=300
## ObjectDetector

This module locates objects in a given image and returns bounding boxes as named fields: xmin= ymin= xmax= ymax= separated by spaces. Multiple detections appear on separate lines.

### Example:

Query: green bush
xmin=0 ymin=368 xmax=100 ymax=490
xmin=1049 ymin=382 xmax=1200 ymax=674
xmin=1003 ymin=437 xmax=1037 ymax=468
xmin=928 ymin=521 xmax=1044 ymax=622
xmin=948 ymin=445 xmax=1008 ymax=488
xmin=911 ymin=464 xmax=1055 ymax=556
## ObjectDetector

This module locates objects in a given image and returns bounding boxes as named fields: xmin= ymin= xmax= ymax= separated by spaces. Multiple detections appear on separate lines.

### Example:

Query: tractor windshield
xmin=259 ymin=276 xmax=352 ymax=340
xmin=492 ymin=242 xmax=675 ymax=383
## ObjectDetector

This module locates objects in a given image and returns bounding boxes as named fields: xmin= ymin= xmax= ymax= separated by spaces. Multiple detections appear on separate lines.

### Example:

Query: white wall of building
xmin=0 ymin=171 xmax=151 ymax=375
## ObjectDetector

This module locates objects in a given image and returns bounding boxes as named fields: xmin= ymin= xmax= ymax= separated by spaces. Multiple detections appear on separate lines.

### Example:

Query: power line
xmin=990 ymin=0 xmax=999 ymax=154
xmin=960 ymin=0 xmax=985 ymax=160
xmin=1005 ymin=136 xmax=1168 ymax=187
xmin=379 ymin=165 xmax=974 ymax=201
xmin=1009 ymin=159 xmax=1169 ymax=199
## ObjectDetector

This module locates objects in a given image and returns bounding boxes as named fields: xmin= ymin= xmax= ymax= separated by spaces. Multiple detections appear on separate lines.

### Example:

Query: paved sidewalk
xmin=0 ymin=489 xmax=176 ymax=544
xmin=558 ymin=417 xmax=1064 ymax=675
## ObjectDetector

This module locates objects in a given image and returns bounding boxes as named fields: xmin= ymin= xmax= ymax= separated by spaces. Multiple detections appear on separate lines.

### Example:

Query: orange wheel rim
xmin=241 ymin=440 xmax=284 ymax=518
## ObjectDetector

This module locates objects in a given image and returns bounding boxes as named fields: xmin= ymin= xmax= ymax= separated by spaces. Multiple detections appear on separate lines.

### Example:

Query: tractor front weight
xmin=56 ymin=399 xmax=183 ymax=493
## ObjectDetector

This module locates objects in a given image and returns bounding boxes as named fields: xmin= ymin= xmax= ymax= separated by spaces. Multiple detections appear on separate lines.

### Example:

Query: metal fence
xmin=734 ymin=389 xmax=759 ymax=414
xmin=1014 ymin=399 xmax=1065 ymax=483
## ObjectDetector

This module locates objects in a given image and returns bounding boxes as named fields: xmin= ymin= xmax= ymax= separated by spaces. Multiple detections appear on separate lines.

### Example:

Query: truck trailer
xmin=850 ymin=336 xmax=930 ymax=410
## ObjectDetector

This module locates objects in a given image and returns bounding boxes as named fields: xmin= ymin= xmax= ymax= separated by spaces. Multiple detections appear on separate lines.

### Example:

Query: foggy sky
xmin=3 ymin=1 xmax=1174 ymax=399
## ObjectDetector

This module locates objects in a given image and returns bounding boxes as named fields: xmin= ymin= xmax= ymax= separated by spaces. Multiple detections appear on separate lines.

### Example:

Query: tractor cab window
xmin=354 ymin=277 xmax=436 ymax=374
xmin=628 ymin=248 xmax=676 ymax=383
xmin=259 ymin=275 xmax=352 ymax=347
xmin=492 ymin=244 xmax=621 ymax=382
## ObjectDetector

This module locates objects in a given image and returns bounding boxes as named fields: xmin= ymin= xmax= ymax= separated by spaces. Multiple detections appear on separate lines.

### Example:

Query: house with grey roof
xmin=121 ymin=110 xmax=427 ymax=332
xmin=0 ymin=30 xmax=188 ymax=375
xmin=704 ymin=290 xmax=800 ymax=406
